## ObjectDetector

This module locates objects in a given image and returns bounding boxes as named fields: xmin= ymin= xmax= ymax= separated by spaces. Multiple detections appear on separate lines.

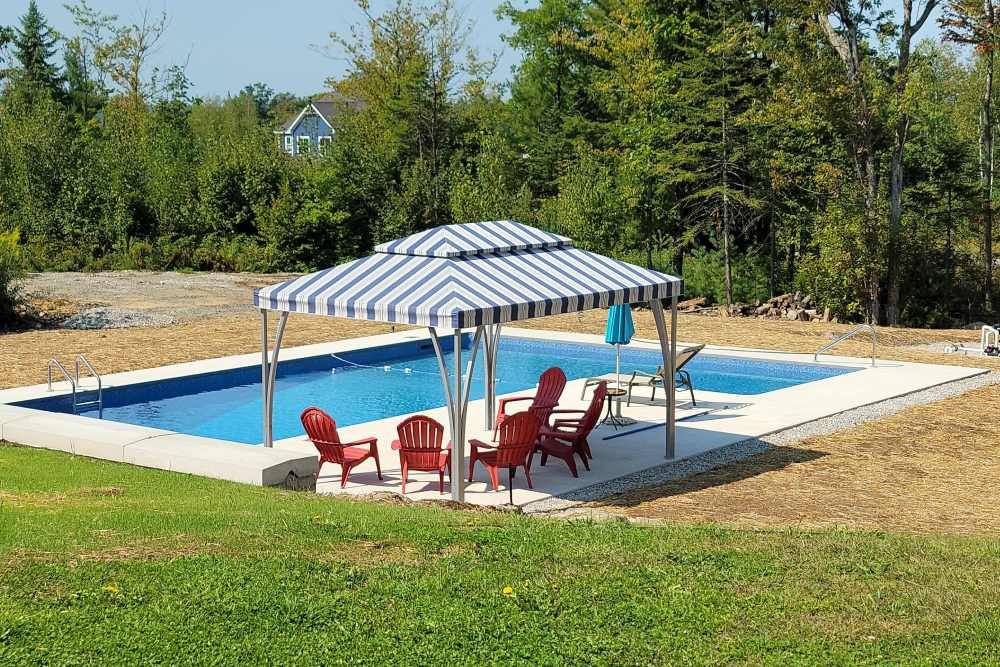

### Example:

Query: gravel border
xmin=62 ymin=307 xmax=176 ymax=329
xmin=524 ymin=370 xmax=1000 ymax=516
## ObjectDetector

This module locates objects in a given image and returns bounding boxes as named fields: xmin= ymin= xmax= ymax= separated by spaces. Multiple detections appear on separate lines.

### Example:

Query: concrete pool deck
xmin=0 ymin=328 xmax=987 ymax=505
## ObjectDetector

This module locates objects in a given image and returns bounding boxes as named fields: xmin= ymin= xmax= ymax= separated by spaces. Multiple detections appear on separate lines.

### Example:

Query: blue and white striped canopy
xmin=254 ymin=221 xmax=682 ymax=328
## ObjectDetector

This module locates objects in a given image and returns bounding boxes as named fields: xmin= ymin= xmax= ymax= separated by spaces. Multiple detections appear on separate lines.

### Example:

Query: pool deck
xmin=0 ymin=327 xmax=988 ymax=505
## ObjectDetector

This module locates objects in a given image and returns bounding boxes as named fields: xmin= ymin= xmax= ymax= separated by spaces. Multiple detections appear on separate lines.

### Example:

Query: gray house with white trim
xmin=275 ymin=96 xmax=363 ymax=156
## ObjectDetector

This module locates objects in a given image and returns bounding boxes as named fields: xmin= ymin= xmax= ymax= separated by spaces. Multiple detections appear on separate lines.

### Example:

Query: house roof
xmin=254 ymin=221 xmax=683 ymax=328
xmin=277 ymin=94 xmax=366 ymax=133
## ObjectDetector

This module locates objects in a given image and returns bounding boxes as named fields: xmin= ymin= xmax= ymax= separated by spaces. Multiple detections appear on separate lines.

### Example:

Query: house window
xmin=318 ymin=136 xmax=332 ymax=153
xmin=283 ymin=135 xmax=293 ymax=153
xmin=297 ymin=136 xmax=311 ymax=155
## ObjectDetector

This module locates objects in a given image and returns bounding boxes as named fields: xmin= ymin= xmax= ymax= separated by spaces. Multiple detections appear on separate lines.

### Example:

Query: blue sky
xmin=0 ymin=1 xmax=529 ymax=98
xmin=1 ymin=1 xmax=943 ymax=99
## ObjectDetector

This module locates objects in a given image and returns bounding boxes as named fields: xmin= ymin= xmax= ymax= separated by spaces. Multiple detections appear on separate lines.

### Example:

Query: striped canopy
xmin=254 ymin=220 xmax=682 ymax=328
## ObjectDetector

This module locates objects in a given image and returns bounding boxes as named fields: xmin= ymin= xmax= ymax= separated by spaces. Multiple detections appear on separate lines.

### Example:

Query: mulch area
xmin=5 ymin=305 xmax=1000 ymax=535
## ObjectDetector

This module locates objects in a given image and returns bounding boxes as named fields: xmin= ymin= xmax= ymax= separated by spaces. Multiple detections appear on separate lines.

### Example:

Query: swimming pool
xmin=15 ymin=337 xmax=857 ymax=445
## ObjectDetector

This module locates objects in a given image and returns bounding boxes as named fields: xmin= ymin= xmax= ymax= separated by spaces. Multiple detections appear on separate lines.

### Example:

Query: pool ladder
xmin=47 ymin=354 xmax=103 ymax=417
xmin=814 ymin=324 xmax=877 ymax=367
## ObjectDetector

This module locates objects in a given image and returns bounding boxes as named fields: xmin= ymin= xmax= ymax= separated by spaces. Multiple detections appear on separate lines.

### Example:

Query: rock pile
xmin=679 ymin=292 xmax=836 ymax=322
xmin=749 ymin=292 xmax=834 ymax=322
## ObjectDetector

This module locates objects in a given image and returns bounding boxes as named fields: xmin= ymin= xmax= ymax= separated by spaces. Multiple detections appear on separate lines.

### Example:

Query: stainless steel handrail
xmin=47 ymin=358 xmax=79 ymax=414
xmin=814 ymin=324 xmax=877 ymax=367
xmin=75 ymin=354 xmax=103 ymax=418
xmin=47 ymin=356 xmax=103 ymax=417
xmin=48 ymin=358 xmax=76 ymax=391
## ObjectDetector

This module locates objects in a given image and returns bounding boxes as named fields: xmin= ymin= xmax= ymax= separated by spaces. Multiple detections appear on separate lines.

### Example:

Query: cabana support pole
xmin=453 ymin=329 xmax=464 ymax=501
xmin=483 ymin=323 xmax=502 ymax=430
xmin=260 ymin=310 xmax=288 ymax=448
xmin=260 ymin=309 xmax=268 ymax=447
xmin=670 ymin=293 xmax=678 ymax=455
xmin=650 ymin=298 xmax=677 ymax=459
xmin=428 ymin=327 xmax=483 ymax=502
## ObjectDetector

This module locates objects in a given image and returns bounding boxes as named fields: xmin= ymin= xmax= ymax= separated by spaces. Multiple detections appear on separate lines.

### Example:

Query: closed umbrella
xmin=605 ymin=303 xmax=635 ymax=389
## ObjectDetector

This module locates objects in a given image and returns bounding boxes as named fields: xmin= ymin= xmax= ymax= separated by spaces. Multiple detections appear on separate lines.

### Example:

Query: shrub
xmin=682 ymin=246 xmax=770 ymax=305
xmin=0 ymin=229 xmax=25 ymax=322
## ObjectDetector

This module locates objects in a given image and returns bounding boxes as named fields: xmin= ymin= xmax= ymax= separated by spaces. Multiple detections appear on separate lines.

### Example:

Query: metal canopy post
xmin=453 ymin=329 xmax=463 ymax=501
xmin=670 ymin=293 xmax=678 ymax=453
xmin=260 ymin=309 xmax=288 ymax=448
xmin=261 ymin=309 xmax=268 ymax=447
xmin=650 ymin=297 xmax=677 ymax=459
xmin=483 ymin=323 xmax=502 ymax=430
xmin=428 ymin=325 xmax=484 ymax=502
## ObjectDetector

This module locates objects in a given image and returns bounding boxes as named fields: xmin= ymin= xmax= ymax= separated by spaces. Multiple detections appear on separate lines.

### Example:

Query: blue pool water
xmin=16 ymin=337 xmax=856 ymax=445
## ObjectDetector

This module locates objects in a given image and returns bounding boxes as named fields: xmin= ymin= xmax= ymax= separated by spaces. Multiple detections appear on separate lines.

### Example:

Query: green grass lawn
xmin=1 ymin=444 xmax=999 ymax=665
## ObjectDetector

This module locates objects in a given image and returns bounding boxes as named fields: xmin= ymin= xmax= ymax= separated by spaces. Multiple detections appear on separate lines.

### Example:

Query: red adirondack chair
xmin=469 ymin=412 xmax=541 ymax=496
xmin=392 ymin=415 xmax=451 ymax=494
xmin=301 ymin=407 xmax=382 ymax=488
xmin=493 ymin=367 xmax=567 ymax=440
xmin=536 ymin=382 xmax=607 ymax=478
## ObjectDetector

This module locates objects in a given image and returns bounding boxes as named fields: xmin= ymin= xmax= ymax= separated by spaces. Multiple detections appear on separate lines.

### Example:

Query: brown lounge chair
xmin=625 ymin=344 xmax=705 ymax=407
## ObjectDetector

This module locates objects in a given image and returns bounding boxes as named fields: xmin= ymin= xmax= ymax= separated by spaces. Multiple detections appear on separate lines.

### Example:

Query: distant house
xmin=275 ymin=95 xmax=363 ymax=156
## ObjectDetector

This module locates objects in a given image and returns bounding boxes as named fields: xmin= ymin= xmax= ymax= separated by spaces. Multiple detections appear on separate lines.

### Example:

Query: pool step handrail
xmin=74 ymin=354 xmax=103 ymax=417
xmin=814 ymin=324 xmax=876 ymax=367
xmin=46 ymin=355 xmax=103 ymax=417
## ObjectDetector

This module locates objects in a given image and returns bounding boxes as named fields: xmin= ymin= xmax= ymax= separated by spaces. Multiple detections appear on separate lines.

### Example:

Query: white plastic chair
xmin=981 ymin=325 xmax=999 ymax=352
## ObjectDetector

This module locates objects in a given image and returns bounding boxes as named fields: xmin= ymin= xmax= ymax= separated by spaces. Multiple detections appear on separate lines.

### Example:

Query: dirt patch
xmin=21 ymin=271 xmax=298 ymax=325
xmin=84 ymin=486 xmax=125 ymax=497
xmin=348 ymin=492 xmax=522 ymax=514
xmin=73 ymin=539 xmax=221 ymax=563
xmin=0 ymin=490 xmax=70 ymax=508
xmin=0 ymin=486 xmax=125 ymax=507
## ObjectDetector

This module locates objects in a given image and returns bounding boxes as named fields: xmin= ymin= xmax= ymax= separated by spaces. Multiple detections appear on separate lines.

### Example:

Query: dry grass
xmin=1 ymin=312 xmax=404 ymax=390
xmin=4 ymin=304 xmax=999 ymax=535
xmin=520 ymin=309 xmax=996 ymax=368
xmin=591 ymin=383 xmax=1000 ymax=535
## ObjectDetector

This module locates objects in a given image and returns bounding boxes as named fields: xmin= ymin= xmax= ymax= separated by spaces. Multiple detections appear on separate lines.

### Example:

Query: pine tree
xmin=941 ymin=0 xmax=1000 ymax=313
xmin=500 ymin=0 xmax=600 ymax=199
xmin=0 ymin=25 xmax=15 ymax=80
xmin=13 ymin=0 xmax=63 ymax=97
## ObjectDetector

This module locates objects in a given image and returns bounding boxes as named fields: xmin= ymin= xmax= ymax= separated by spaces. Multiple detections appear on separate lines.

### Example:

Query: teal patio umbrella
xmin=605 ymin=303 xmax=635 ymax=388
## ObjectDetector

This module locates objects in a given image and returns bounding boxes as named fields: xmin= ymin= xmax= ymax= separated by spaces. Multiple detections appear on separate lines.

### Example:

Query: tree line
xmin=0 ymin=0 xmax=997 ymax=328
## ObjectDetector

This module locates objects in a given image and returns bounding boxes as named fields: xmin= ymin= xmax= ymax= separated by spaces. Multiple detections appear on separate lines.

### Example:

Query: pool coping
xmin=0 ymin=330 xmax=438 ymax=487
xmin=0 ymin=327 xmax=989 ymax=494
